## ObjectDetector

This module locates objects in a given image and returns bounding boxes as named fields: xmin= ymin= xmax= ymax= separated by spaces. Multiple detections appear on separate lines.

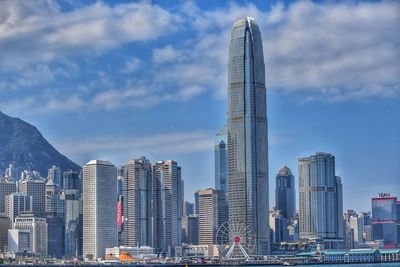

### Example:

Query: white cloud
xmin=55 ymin=130 xmax=214 ymax=165
xmin=0 ymin=94 xmax=84 ymax=113
xmin=1 ymin=0 xmax=399 ymax=114
xmin=0 ymin=0 xmax=179 ymax=70
xmin=121 ymin=58 xmax=141 ymax=74
xmin=153 ymin=45 xmax=183 ymax=64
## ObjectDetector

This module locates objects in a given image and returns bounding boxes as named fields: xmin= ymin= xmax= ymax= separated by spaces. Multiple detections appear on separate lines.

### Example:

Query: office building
xmin=83 ymin=160 xmax=118 ymax=259
xmin=0 ymin=180 xmax=17 ymax=213
xmin=48 ymin=166 xmax=62 ymax=189
xmin=4 ymin=164 xmax=17 ymax=181
xmin=8 ymin=229 xmax=30 ymax=253
xmin=349 ymin=214 xmax=364 ymax=246
xmin=181 ymin=215 xmax=199 ymax=245
xmin=0 ymin=214 xmax=10 ymax=252
xmin=269 ymin=208 xmax=289 ymax=243
xmin=14 ymin=214 xmax=48 ymax=255
xmin=45 ymin=178 xmax=65 ymax=216
xmin=183 ymin=201 xmax=194 ymax=217
xmin=275 ymin=166 xmax=296 ymax=222
xmin=198 ymin=188 xmax=227 ymax=245
xmin=371 ymin=193 xmax=399 ymax=247
xmin=19 ymin=179 xmax=46 ymax=216
xmin=63 ymin=170 xmax=80 ymax=191
xmin=46 ymin=212 xmax=64 ymax=258
xmin=5 ymin=192 xmax=32 ymax=223
xmin=122 ymin=157 xmax=153 ymax=247
xmin=64 ymin=188 xmax=82 ymax=258
xmin=227 ymin=17 xmax=269 ymax=254
xmin=298 ymin=152 xmax=344 ymax=248
xmin=194 ymin=191 xmax=199 ymax=215
xmin=153 ymin=160 xmax=183 ymax=255
xmin=215 ymin=126 xmax=228 ymax=193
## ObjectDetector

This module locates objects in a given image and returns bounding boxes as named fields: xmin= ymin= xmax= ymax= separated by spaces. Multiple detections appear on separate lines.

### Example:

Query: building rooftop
xmin=85 ymin=160 xmax=114 ymax=166
xmin=278 ymin=165 xmax=292 ymax=176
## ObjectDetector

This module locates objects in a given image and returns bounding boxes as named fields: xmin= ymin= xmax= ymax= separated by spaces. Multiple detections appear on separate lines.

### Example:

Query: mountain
xmin=0 ymin=110 xmax=80 ymax=177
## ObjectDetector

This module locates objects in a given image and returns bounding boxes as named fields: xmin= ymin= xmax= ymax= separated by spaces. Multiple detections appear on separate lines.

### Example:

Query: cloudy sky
xmin=0 ymin=0 xmax=399 ymax=212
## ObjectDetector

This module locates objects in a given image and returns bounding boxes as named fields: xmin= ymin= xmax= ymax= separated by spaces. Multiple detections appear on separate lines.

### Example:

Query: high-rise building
xmin=64 ymin=188 xmax=81 ymax=258
xmin=215 ymin=126 xmax=228 ymax=193
xmin=45 ymin=178 xmax=65 ymax=216
xmin=83 ymin=160 xmax=117 ymax=259
xmin=46 ymin=212 xmax=64 ymax=258
xmin=19 ymin=179 xmax=46 ymax=217
xmin=194 ymin=191 xmax=199 ymax=216
xmin=5 ymin=192 xmax=33 ymax=223
xmin=349 ymin=214 xmax=364 ymax=246
xmin=153 ymin=160 xmax=182 ymax=255
xmin=122 ymin=157 xmax=153 ymax=247
xmin=14 ymin=214 xmax=48 ymax=255
xmin=183 ymin=201 xmax=194 ymax=217
xmin=275 ymin=166 xmax=296 ymax=222
xmin=298 ymin=152 xmax=344 ymax=248
xmin=63 ymin=170 xmax=80 ymax=191
xmin=0 ymin=179 xmax=17 ymax=213
xmin=48 ymin=166 xmax=62 ymax=189
xmin=371 ymin=193 xmax=399 ymax=247
xmin=181 ymin=215 xmax=199 ymax=245
xmin=269 ymin=208 xmax=289 ymax=244
xmin=227 ymin=17 xmax=269 ymax=255
xmin=198 ymin=188 xmax=227 ymax=245
xmin=0 ymin=214 xmax=10 ymax=252
xmin=5 ymin=164 xmax=17 ymax=181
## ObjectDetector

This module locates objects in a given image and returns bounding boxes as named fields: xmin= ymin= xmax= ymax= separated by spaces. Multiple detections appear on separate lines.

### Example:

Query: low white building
xmin=183 ymin=244 xmax=219 ymax=258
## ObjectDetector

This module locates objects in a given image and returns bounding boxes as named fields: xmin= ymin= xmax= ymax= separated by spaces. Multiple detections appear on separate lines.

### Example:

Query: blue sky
xmin=0 ymin=0 xmax=399 ymax=212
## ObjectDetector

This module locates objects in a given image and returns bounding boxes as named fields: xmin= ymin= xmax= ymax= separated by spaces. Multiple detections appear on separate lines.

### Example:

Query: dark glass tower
xmin=215 ymin=126 xmax=228 ymax=193
xmin=227 ymin=17 xmax=269 ymax=254
xmin=275 ymin=166 xmax=296 ymax=222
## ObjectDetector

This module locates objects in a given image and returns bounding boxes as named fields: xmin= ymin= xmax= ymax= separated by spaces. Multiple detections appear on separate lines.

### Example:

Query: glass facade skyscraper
xmin=227 ymin=17 xmax=269 ymax=255
xmin=275 ymin=166 xmax=296 ymax=222
xmin=215 ymin=126 xmax=228 ymax=193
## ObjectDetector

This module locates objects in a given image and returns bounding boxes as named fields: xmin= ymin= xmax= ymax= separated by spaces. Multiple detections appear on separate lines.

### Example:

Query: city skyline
xmin=0 ymin=0 xmax=399 ymax=213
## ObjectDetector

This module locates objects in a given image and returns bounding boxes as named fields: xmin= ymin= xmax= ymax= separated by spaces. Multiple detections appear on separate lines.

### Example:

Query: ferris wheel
xmin=215 ymin=220 xmax=256 ymax=260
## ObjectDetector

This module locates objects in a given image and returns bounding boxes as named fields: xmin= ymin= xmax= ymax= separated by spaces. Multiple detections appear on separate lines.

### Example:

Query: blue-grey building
xmin=298 ymin=152 xmax=344 ymax=248
xmin=275 ymin=166 xmax=296 ymax=222
xmin=227 ymin=17 xmax=269 ymax=254
xmin=215 ymin=126 xmax=228 ymax=193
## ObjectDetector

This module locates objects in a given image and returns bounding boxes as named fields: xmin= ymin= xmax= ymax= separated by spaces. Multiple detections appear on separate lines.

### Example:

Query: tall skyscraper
xmin=19 ymin=179 xmax=46 ymax=217
xmin=153 ymin=160 xmax=182 ymax=256
xmin=215 ymin=126 xmax=228 ymax=193
xmin=83 ymin=160 xmax=117 ymax=259
xmin=298 ymin=152 xmax=344 ymax=248
xmin=122 ymin=157 xmax=153 ymax=247
xmin=64 ymin=188 xmax=81 ymax=258
xmin=371 ymin=193 xmax=399 ymax=247
xmin=275 ymin=166 xmax=296 ymax=222
xmin=227 ymin=17 xmax=269 ymax=254
xmin=197 ymin=188 xmax=228 ymax=245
